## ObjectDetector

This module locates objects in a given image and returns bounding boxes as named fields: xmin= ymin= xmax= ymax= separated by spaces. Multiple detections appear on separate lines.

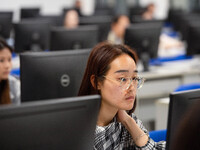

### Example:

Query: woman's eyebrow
xmin=114 ymin=70 xmax=138 ymax=73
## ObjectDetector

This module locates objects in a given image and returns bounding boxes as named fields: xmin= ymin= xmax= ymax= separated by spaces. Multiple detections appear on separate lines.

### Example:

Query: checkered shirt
xmin=94 ymin=113 xmax=166 ymax=150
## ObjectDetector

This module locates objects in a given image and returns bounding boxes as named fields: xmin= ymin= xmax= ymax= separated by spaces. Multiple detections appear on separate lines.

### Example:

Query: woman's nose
xmin=126 ymin=80 xmax=137 ymax=91
xmin=5 ymin=61 xmax=12 ymax=69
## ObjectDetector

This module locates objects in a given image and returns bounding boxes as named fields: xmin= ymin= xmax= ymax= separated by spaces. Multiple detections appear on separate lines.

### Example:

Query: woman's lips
xmin=3 ymin=71 xmax=10 ymax=75
xmin=125 ymin=96 xmax=135 ymax=100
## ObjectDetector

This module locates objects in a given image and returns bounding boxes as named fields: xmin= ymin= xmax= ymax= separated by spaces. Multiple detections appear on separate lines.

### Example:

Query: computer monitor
xmin=14 ymin=20 xmax=50 ymax=53
xmin=23 ymin=15 xmax=63 ymax=27
xmin=79 ymin=15 xmax=112 ymax=42
xmin=176 ymin=13 xmax=200 ymax=40
xmin=166 ymin=89 xmax=200 ymax=150
xmin=94 ymin=6 xmax=113 ymax=16
xmin=20 ymin=49 xmax=91 ymax=102
xmin=132 ymin=18 xmax=164 ymax=24
xmin=129 ymin=6 xmax=146 ymax=16
xmin=167 ymin=9 xmax=186 ymax=31
xmin=0 ymin=94 xmax=101 ymax=150
xmin=0 ymin=11 xmax=13 ymax=39
xmin=186 ymin=21 xmax=200 ymax=56
xmin=20 ymin=7 xmax=40 ymax=20
xmin=124 ymin=22 xmax=163 ymax=71
xmin=49 ymin=25 xmax=98 ymax=51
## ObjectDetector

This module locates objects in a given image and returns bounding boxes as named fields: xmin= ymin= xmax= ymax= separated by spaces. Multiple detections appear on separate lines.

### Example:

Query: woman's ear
xmin=90 ymin=75 xmax=95 ymax=89
xmin=90 ymin=75 xmax=101 ymax=90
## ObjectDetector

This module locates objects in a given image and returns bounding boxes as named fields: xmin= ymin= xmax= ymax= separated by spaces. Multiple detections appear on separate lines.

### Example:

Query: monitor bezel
xmin=166 ymin=89 xmax=200 ymax=150
xmin=0 ymin=94 xmax=101 ymax=150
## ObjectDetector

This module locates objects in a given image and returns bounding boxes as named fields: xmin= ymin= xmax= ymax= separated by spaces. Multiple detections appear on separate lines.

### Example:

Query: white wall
xmin=1 ymin=0 xmax=170 ymax=21
xmin=171 ymin=0 xmax=190 ymax=11
xmin=80 ymin=0 xmax=95 ymax=16
xmin=0 ymin=0 xmax=76 ymax=22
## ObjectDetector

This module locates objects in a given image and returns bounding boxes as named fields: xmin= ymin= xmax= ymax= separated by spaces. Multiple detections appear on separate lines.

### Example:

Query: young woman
xmin=64 ymin=9 xmax=79 ymax=29
xmin=0 ymin=38 xmax=20 ymax=105
xmin=78 ymin=42 xmax=166 ymax=149
xmin=107 ymin=15 xmax=130 ymax=44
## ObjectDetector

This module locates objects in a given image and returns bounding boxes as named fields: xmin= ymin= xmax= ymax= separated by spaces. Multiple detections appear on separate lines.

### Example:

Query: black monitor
xmin=124 ymin=22 xmax=162 ymax=71
xmin=50 ymin=25 xmax=98 ymax=51
xmin=167 ymin=9 xmax=186 ymax=31
xmin=176 ymin=13 xmax=200 ymax=40
xmin=0 ymin=11 xmax=13 ymax=39
xmin=0 ymin=94 xmax=100 ymax=150
xmin=166 ymin=89 xmax=200 ymax=150
xmin=132 ymin=17 xmax=164 ymax=24
xmin=20 ymin=49 xmax=90 ymax=102
xmin=79 ymin=15 xmax=112 ymax=42
xmin=186 ymin=21 xmax=200 ymax=56
xmin=14 ymin=20 xmax=50 ymax=53
xmin=20 ymin=7 xmax=40 ymax=20
xmin=23 ymin=15 xmax=63 ymax=27
xmin=94 ymin=6 xmax=113 ymax=16
xmin=129 ymin=6 xmax=146 ymax=16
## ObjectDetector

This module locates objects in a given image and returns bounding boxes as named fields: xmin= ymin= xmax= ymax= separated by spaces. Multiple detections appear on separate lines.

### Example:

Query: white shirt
xmin=9 ymin=75 xmax=21 ymax=105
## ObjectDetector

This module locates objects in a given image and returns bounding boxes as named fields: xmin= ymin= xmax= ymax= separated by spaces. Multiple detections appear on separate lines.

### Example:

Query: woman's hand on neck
xmin=97 ymin=102 xmax=118 ymax=126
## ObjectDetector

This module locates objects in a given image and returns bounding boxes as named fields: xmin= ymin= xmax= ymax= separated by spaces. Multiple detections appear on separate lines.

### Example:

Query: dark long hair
xmin=0 ymin=38 xmax=13 ymax=104
xmin=78 ymin=41 xmax=138 ymax=113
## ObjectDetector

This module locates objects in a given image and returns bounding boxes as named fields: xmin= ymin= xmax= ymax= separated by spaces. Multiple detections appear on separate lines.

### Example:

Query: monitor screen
xmin=186 ymin=21 xmax=200 ymax=56
xmin=23 ymin=15 xmax=63 ymax=27
xmin=132 ymin=18 xmax=164 ymax=24
xmin=94 ymin=6 xmax=113 ymax=16
xmin=20 ymin=8 xmax=40 ymax=20
xmin=179 ymin=13 xmax=200 ymax=40
xmin=166 ymin=89 xmax=200 ymax=150
xmin=167 ymin=9 xmax=187 ymax=31
xmin=14 ymin=20 xmax=50 ymax=53
xmin=49 ymin=25 xmax=98 ymax=51
xmin=20 ymin=49 xmax=91 ymax=102
xmin=79 ymin=15 xmax=112 ymax=41
xmin=0 ymin=11 xmax=13 ymax=39
xmin=125 ymin=22 xmax=163 ymax=59
xmin=0 ymin=94 xmax=101 ymax=150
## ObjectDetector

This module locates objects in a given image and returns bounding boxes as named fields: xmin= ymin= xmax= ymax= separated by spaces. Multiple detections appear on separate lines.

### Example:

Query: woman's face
xmin=0 ymin=48 xmax=12 ymax=81
xmin=113 ymin=16 xmax=130 ymax=38
xmin=99 ymin=54 xmax=137 ymax=111
xmin=64 ymin=10 xmax=79 ymax=29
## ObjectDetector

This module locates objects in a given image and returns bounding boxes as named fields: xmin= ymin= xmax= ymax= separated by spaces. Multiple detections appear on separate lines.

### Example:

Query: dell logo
xmin=60 ymin=74 xmax=70 ymax=87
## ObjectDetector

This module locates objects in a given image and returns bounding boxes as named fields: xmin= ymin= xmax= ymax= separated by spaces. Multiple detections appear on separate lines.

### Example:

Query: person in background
xmin=74 ymin=0 xmax=82 ymax=16
xmin=107 ymin=15 xmax=130 ymax=44
xmin=78 ymin=42 xmax=166 ymax=149
xmin=142 ymin=3 xmax=155 ymax=20
xmin=0 ymin=38 xmax=20 ymax=105
xmin=64 ymin=9 xmax=79 ymax=29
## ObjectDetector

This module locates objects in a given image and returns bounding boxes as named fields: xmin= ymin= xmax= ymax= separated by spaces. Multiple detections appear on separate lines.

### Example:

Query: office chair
xmin=10 ymin=68 xmax=20 ymax=78
xmin=149 ymin=129 xmax=167 ymax=142
xmin=174 ymin=83 xmax=200 ymax=92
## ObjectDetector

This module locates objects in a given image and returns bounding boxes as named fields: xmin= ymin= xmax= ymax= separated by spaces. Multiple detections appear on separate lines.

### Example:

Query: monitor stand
xmin=141 ymin=52 xmax=150 ymax=72
xmin=30 ymin=44 xmax=42 ymax=52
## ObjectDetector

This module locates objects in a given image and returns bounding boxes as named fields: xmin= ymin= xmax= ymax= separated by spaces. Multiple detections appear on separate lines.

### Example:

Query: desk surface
xmin=136 ymin=55 xmax=200 ymax=100
xmin=138 ymin=55 xmax=200 ymax=80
